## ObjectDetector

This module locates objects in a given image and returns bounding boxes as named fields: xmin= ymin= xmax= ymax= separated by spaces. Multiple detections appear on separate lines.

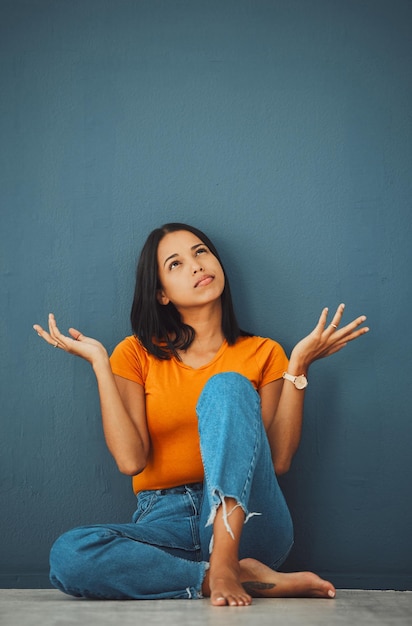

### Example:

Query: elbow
xmin=274 ymin=458 xmax=292 ymax=476
xmin=274 ymin=443 xmax=299 ymax=476
xmin=113 ymin=442 xmax=149 ymax=476
xmin=118 ymin=460 xmax=147 ymax=476
xmin=116 ymin=452 xmax=148 ymax=476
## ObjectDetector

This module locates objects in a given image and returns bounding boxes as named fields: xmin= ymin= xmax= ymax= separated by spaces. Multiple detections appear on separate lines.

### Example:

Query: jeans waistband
xmin=140 ymin=482 xmax=204 ymax=497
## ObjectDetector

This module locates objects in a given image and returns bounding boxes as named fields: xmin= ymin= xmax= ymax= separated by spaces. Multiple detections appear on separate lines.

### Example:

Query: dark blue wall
xmin=1 ymin=0 xmax=411 ymax=590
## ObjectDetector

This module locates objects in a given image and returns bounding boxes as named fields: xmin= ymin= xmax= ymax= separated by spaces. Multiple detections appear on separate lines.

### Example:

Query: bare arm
xmin=33 ymin=314 xmax=150 ymax=475
xmin=260 ymin=304 xmax=369 ymax=475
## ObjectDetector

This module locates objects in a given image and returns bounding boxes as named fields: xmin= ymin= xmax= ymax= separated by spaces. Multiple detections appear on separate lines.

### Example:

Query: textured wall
xmin=1 ymin=0 xmax=411 ymax=590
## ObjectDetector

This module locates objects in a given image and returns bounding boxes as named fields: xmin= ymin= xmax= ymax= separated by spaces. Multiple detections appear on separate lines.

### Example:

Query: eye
xmin=195 ymin=247 xmax=208 ymax=256
xmin=168 ymin=260 xmax=180 ymax=271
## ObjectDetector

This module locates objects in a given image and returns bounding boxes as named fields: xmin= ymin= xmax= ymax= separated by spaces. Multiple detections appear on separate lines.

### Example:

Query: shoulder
xmin=233 ymin=335 xmax=288 ymax=384
xmin=110 ymin=335 xmax=147 ymax=359
xmin=110 ymin=335 xmax=153 ymax=383
xmin=217 ymin=335 xmax=288 ymax=389
xmin=234 ymin=334 xmax=285 ymax=355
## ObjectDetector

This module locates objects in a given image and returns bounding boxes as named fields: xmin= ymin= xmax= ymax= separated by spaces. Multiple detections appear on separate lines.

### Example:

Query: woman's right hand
xmin=33 ymin=313 xmax=108 ymax=366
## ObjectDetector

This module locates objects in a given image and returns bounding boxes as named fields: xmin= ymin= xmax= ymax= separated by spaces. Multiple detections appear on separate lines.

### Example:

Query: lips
xmin=194 ymin=275 xmax=214 ymax=288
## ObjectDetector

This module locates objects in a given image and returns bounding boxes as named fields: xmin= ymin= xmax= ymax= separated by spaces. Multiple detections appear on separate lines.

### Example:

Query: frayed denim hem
xmin=206 ymin=488 xmax=262 ymax=551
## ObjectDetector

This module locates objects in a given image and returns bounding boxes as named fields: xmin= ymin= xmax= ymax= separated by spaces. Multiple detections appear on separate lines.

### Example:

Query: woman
xmin=33 ymin=223 xmax=369 ymax=606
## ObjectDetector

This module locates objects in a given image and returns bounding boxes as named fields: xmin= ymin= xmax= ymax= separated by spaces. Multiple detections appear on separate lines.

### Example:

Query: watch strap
xmin=282 ymin=372 xmax=308 ymax=389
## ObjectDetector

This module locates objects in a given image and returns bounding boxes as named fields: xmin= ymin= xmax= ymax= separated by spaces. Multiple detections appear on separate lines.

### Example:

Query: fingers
xmin=68 ymin=327 xmax=83 ymax=341
xmin=328 ymin=303 xmax=345 ymax=332
xmin=33 ymin=324 xmax=58 ymax=348
xmin=48 ymin=313 xmax=67 ymax=349
xmin=33 ymin=314 xmax=73 ymax=350
xmin=318 ymin=303 xmax=347 ymax=331
xmin=344 ymin=317 xmax=369 ymax=342
xmin=319 ymin=306 xmax=369 ymax=359
xmin=315 ymin=304 xmax=346 ymax=336
xmin=316 ymin=307 xmax=330 ymax=330
xmin=33 ymin=317 xmax=61 ymax=349
xmin=326 ymin=304 xmax=369 ymax=339
xmin=336 ymin=313 xmax=369 ymax=341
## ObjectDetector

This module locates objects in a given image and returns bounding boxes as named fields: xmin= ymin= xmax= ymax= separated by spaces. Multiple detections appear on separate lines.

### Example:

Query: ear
xmin=156 ymin=289 xmax=170 ymax=306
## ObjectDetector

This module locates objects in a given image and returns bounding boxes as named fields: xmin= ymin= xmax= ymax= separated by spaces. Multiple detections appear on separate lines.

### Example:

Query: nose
xmin=192 ymin=263 xmax=203 ymax=274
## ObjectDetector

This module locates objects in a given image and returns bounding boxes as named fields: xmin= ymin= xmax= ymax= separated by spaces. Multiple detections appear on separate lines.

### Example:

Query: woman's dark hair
xmin=130 ymin=223 xmax=250 ymax=359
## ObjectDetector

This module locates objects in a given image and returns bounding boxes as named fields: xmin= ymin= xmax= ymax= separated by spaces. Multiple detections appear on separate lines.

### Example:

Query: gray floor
xmin=1 ymin=589 xmax=411 ymax=626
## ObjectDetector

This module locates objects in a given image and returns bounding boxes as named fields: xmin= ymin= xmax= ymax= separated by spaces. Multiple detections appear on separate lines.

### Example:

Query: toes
xmin=211 ymin=592 xmax=252 ymax=607
xmin=211 ymin=595 xmax=227 ymax=606
xmin=226 ymin=595 xmax=251 ymax=606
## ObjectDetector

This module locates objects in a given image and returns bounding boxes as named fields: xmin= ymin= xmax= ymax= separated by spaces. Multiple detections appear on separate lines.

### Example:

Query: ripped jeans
xmin=49 ymin=372 xmax=294 ymax=599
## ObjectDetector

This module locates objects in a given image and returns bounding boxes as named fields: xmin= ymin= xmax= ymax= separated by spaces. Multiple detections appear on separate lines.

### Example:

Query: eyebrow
xmin=163 ymin=243 xmax=206 ymax=267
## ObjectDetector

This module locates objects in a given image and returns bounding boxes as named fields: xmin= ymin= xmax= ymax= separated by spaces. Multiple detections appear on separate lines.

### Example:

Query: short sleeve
xmin=109 ymin=336 xmax=147 ymax=385
xmin=255 ymin=337 xmax=289 ymax=388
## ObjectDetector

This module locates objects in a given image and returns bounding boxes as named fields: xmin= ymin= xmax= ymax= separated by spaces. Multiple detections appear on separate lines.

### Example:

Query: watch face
xmin=295 ymin=375 xmax=308 ymax=390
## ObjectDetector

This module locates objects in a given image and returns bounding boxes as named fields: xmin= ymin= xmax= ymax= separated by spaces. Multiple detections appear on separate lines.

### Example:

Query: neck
xmin=176 ymin=302 xmax=225 ymax=367
xmin=179 ymin=301 xmax=224 ymax=344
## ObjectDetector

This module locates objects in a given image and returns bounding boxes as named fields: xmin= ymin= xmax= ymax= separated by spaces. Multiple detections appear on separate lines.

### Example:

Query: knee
xmin=49 ymin=526 xmax=102 ymax=597
xmin=197 ymin=372 xmax=258 ymax=411
xmin=206 ymin=371 xmax=250 ymax=387
xmin=196 ymin=372 xmax=261 ymax=431
xmin=200 ymin=371 xmax=256 ymax=400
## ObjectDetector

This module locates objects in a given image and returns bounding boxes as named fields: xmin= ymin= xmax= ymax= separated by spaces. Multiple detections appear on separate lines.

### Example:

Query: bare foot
xmin=203 ymin=558 xmax=252 ymax=607
xmin=239 ymin=558 xmax=336 ymax=599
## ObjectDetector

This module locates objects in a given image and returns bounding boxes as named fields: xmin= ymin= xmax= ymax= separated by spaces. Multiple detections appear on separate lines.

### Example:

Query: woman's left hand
xmin=290 ymin=303 xmax=369 ymax=371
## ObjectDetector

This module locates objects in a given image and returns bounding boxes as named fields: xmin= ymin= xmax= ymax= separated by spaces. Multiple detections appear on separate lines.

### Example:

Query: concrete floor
xmin=0 ymin=589 xmax=411 ymax=626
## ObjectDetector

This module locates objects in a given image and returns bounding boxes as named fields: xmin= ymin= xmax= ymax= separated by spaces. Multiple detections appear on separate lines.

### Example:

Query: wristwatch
xmin=282 ymin=372 xmax=308 ymax=390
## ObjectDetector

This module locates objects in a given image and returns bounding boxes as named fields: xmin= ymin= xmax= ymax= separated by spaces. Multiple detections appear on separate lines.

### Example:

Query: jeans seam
xmin=133 ymin=493 xmax=157 ymax=523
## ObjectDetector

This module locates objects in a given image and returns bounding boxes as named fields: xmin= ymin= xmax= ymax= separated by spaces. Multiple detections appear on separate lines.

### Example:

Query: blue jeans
xmin=49 ymin=372 xmax=294 ymax=599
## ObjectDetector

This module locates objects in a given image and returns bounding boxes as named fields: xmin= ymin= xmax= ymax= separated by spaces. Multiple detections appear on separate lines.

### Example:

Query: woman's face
xmin=156 ymin=230 xmax=225 ymax=312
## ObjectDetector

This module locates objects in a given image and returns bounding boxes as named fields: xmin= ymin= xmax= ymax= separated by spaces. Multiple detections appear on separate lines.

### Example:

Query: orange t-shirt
xmin=109 ymin=335 xmax=288 ymax=494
